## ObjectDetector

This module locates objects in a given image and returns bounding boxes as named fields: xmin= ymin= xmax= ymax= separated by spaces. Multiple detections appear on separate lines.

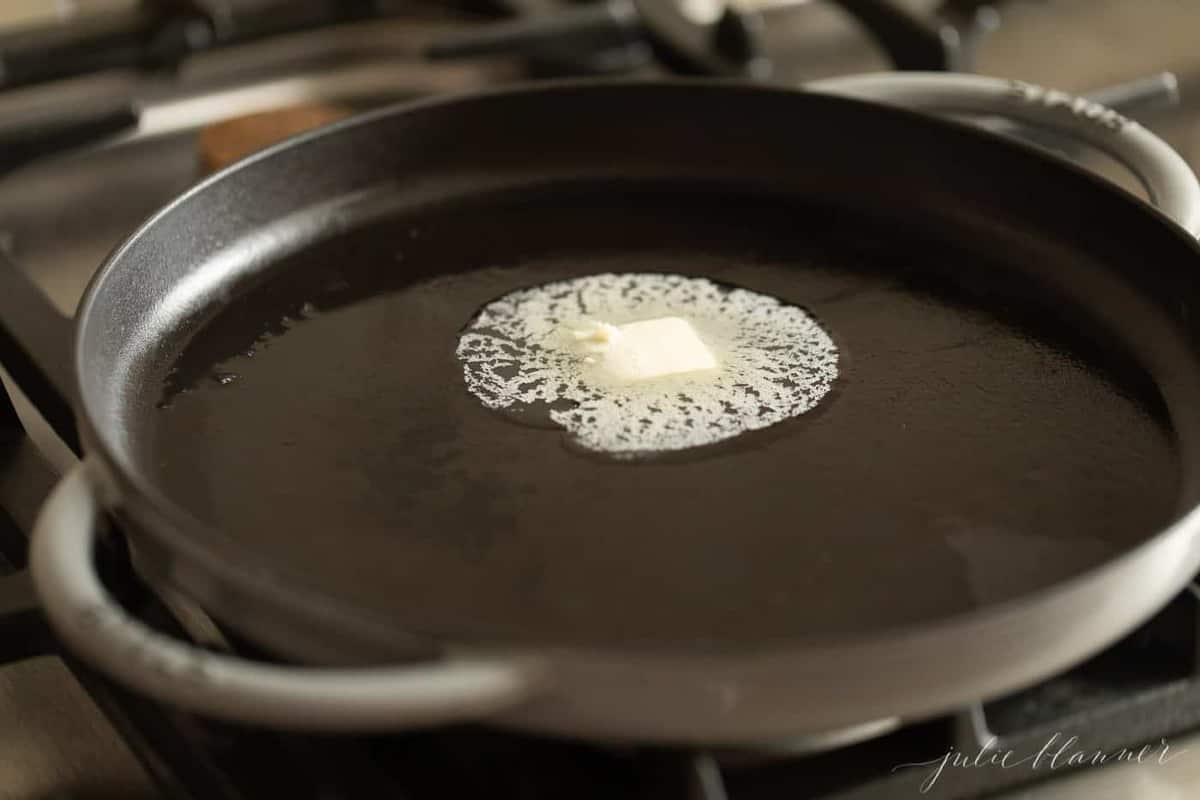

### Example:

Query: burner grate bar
xmin=0 ymin=569 xmax=54 ymax=664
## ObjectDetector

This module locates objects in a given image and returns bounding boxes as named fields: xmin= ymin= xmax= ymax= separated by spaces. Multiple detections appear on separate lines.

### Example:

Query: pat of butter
xmin=572 ymin=317 xmax=718 ymax=382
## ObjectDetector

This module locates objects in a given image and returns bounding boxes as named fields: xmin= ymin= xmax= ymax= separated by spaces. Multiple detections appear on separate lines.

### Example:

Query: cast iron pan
xmin=11 ymin=74 xmax=1200 ymax=744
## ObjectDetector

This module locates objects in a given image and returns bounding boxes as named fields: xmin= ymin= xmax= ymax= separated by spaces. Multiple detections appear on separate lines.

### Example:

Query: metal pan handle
xmin=30 ymin=460 xmax=546 ymax=731
xmin=807 ymin=72 xmax=1200 ymax=239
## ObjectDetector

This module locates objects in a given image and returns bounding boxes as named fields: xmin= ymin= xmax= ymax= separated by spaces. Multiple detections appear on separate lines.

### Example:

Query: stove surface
xmin=3 ymin=1 xmax=1200 ymax=799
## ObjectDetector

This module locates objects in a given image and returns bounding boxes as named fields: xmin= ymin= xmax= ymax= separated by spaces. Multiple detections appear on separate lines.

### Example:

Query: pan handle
xmin=807 ymin=72 xmax=1200 ymax=239
xmin=30 ymin=459 xmax=547 ymax=731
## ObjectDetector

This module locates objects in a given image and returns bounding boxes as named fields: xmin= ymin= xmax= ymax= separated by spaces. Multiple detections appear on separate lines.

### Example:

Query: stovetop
xmin=3 ymin=2 xmax=1200 ymax=798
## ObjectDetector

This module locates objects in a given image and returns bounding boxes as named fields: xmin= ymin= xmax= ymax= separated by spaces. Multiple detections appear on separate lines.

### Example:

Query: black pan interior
xmin=80 ymin=83 xmax=1200 ymax=651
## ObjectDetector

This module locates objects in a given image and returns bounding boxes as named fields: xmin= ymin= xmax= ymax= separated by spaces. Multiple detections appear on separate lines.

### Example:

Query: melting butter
xmin=456 ymin=273 xmax=838 ymax=456
xmin=568 ymin=316 xmax=719 ymax=383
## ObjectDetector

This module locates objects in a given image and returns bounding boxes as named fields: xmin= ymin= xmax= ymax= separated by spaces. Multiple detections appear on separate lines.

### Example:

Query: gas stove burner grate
xmin=2 ymin=3 xmax=1200 ymax=799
